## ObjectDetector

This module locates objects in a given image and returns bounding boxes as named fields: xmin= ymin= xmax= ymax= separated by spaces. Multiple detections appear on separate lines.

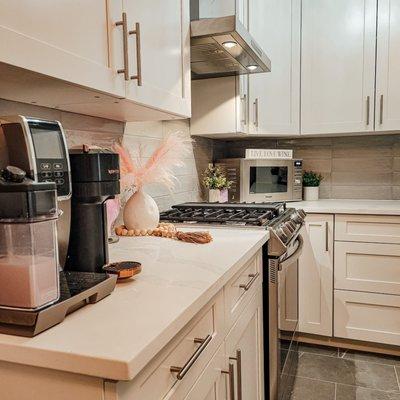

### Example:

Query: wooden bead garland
xmin=115 ymin=222 xmax=177 ymax=238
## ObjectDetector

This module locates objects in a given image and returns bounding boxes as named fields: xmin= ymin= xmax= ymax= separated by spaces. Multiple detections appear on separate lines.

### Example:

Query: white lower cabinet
xmin=334 ymin=290 xmax=400 ymax=346
xmin=298 ymin=214 xmax=334 ymax=336
xmin=226 ymin=286 xmax=264 ymax=400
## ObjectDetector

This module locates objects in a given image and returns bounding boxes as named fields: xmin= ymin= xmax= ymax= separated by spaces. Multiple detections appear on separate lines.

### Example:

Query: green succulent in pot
xmin=302 ymin=170 xmax=324 ymax=187
xmin=302 ymin=170 xmax=324 ymax=201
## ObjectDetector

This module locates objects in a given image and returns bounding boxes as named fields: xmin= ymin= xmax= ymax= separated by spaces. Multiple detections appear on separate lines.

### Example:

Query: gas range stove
xmin=160 ymin=202 xmax=306 ymax=257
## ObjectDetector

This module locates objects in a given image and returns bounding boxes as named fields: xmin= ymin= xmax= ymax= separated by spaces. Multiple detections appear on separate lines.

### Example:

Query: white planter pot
xmin=208 ymin=189 xmax=220 ymax=203
xmin=303 ymin=186 xmax=320 ymax=201
xmin=123 ymin=189 xmax=160 ymax=230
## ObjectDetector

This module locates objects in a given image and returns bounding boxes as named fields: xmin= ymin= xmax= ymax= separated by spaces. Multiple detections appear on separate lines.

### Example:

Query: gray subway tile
xmin=332 ymin=158 xmax=393 ymax=173
xmin=332 ymin=172 xmax=392 ymax=186
xmin=331 ymin=186 xmax=392 ymax=200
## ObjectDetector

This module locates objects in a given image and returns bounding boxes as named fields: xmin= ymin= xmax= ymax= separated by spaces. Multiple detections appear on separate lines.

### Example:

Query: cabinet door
xmin=375 ymin=0 xmax=400 ymax=131
xmin=248 ymin=0 xmax=301 ymax=135
xmin=181 ymin=346 xmax=228 ymax=400
xmin=301 ymin=0 xmax=376 ymax=135
xmin=298 ymin=214 xmax=333 ymax=336
xmin=122 ymin=0 xmax=191 ymax=118
xmin=0 ymin=0 xmax=125 ymax=98
xmin=226 ymin=287 xmax=264 ymax=400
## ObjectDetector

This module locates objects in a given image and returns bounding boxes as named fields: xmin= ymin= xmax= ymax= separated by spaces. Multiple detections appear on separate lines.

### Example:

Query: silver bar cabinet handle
xmin=366 ymin=96 xmax=370 ymax=125
xmin=170 ymin=334 xmax=212 ymax=380
xmin=325 ymin=221 xmax=329 ymax=252
xmin=241 ymin=94 xmax=247 ymax=124
xmin=129 ymin=22 xmax=142 ymax=86
xmin=239 ymin=272 xmax=260 ymax=291
xmin=115 ymin=12 xmax=130 ymax=81
xmin=230 ymin=350 xmax=242 ymax=400
xmin=253 ymin=98 xmax=259 ymax=127
xmin=222 ymin=363 xmax=235 ymax=400
xmin=379 ymin=94 xmax=384 ymax=125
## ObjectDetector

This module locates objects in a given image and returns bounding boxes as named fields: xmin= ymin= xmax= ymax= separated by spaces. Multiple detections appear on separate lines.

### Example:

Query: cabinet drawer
xmin=335 ymin=241 xmax=400 ymax=295
xmin=115 ymin=291 xmax=224 ymax=400
xmin=334 ymin=290 xmax=400 ymax=346
xmin=335 ymin=214 xmax=400 ymax=244
xmin=224 ymin=250 xmax=262 ymax=330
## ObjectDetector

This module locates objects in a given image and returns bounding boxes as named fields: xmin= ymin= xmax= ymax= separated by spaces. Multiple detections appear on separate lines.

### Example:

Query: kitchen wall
xmin=0 ymin=99 xmax=213 ymax=211
xmin=213 ymin=135 xmax=400 ymax=200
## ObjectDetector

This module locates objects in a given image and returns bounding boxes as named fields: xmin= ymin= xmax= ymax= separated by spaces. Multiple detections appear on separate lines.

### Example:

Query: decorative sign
xmin=245 ymin=149 xmax=293 ymax=159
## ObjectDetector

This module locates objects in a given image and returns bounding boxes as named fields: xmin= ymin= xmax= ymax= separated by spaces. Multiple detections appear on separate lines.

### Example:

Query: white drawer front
xmin=335 ymin=241 xmax=400 ymax=295
xmin=116 ymin=291 xmax=224 ymax=400
xmin=335 ymin=214 xmax=400 ymax=244
xmin=224 ymin=250 xmax=262 ymax=330
xmin=334 ymin=290 xmax=400 ymax=346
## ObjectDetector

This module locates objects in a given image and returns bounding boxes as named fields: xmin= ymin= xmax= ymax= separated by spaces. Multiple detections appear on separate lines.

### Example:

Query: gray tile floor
xmin=289 ymin=344 xmax=400 ymax=400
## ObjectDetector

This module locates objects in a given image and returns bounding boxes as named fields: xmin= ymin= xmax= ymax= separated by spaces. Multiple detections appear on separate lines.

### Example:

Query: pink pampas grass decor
xmin=113 ymin=132 xmax=192 ymax=192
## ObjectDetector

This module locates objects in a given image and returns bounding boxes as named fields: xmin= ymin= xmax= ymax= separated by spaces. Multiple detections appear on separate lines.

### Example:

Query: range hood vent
xmin=190 ymin=15 xmax=271 ymax=80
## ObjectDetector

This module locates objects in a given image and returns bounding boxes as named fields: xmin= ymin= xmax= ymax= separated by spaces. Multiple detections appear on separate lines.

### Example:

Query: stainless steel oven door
xmin=240 ymin=159 xmax=295 ymax=202
xmin=278 ymin=235 xmax=302 ymax=400
xmin=268 ymin=235 xmax=303 ymax=400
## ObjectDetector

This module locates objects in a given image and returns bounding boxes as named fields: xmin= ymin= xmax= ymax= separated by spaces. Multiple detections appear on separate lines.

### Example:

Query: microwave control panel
xmin=293 ymin=160 xmax=303 ymax=200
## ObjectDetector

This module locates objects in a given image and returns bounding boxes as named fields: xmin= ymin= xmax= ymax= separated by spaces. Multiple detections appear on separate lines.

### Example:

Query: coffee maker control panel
xmin=1 ymin=116 xmax=71 ymax=200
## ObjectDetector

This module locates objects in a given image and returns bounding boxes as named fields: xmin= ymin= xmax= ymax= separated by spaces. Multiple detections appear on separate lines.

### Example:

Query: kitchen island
xmin=0 ymin=227 xmax=268 ymax=400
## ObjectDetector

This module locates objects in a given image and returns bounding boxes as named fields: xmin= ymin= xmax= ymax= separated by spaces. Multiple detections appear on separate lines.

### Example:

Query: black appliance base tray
xmin=0 ymin=271 xmax=117 ymax=337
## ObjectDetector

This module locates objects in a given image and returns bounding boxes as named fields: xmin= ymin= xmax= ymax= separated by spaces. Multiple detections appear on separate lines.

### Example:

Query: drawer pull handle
xmin=222 ymin=363 xmax=235 ymax=400
xmin=170 ymin=334 xmax=212 ymax=380
xmin=230 ymin=349 xmax=242 ymax=400
xmin=115 ymin=12 xmax=130 ymax=81
xmin=239 ymin=272 xmax=260 ymax=291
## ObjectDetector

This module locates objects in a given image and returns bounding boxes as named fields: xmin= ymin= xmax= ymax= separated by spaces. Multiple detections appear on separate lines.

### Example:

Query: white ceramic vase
xmin=209 ymin=189 xmax=220 ymax=203
xmin=123 ymin=189 xmax=160 ymax=230
xmin=303 ymin=186 xmax=319 ymax=201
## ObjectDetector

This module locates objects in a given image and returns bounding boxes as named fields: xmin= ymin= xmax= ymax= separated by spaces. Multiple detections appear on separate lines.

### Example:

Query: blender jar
xmin=0 ymin=167 xmax=60 ymax=310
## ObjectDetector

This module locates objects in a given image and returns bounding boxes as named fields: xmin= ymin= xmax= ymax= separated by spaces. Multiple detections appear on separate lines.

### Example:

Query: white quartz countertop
xmin=0 ymin=228 xmax=268 ymax=381
xmin=292 ymin=199 xmax=400 ymax=215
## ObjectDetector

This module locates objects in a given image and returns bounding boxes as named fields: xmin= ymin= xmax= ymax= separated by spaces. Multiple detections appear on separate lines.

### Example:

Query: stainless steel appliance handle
xmin=239 ymin=272 xmax=260 ymax=291
xmin=115 ymin=12 xmax=130 ymax=81
xmin=230 ymin=350 xmax=242 ymax=400
xmin=222 ymin=363 xmax=235 ymax=400
xmin=170 ymin=334 xmax=212 ymax=380
xmin=129 ymin=22 xmax=142 ymax=86
xmin=379 ymin=94 xmax=384 ymax=125
xmin=278 ymin=235 xmax=304 ymax=271
xmin=366 ymin=96 xmax=370 ymax=125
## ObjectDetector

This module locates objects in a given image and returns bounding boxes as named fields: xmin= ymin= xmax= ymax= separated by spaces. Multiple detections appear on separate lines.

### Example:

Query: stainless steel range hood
xmin=190 ymin=15 xmax=271 ymax=80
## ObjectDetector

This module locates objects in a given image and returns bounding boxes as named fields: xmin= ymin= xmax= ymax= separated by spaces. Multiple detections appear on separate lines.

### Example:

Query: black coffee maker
xmin=65 ymin=146 xmax=120 ymax=273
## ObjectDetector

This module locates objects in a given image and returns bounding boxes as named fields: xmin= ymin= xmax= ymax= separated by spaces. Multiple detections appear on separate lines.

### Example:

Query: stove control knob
xmin=290 ymin=212 xmax=302 ymax=224
xmin=275 ymin=226 xmax=288 ymax=242
xmin=298 ymin=209 xmax=307 ymax=219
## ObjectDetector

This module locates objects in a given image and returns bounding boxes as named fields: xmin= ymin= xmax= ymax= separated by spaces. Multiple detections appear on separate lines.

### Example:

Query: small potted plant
xmin=202 ymin=165 xmax=232 ymax=203
xmin=303 ymin=171 xmax=324 ymax=201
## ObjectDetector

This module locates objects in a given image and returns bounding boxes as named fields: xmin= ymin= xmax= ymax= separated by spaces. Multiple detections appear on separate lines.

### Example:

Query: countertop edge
xmin=0 ymin=232 xmax=269 ymax=382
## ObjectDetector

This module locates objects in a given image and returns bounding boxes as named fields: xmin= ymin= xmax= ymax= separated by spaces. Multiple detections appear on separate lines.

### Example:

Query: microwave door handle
xmin=278 ymin=235 xmax=304 ymax=271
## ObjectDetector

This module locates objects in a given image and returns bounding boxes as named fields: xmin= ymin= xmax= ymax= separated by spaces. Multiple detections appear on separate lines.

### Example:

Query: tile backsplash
xmin=0 ymin=99 xmax=212 ymax=210
xmin=214 ymin=135 xmax=400 ymax=200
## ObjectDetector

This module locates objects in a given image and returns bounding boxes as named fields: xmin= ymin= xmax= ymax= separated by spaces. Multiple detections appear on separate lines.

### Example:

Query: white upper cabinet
xmin=120 ymin=0 xmax=191 ymax=118
xmin=375 ymin=0 xmax=400 ymax=131
xmin=0 ymin=0 xmax=125 ymax=98
xmin=248 ymin=0 xmax=301 ymax=135
xmin=301 ymin=0 xmax=377 ymax=135
xmin=0 ymin=0 xmax=191 ymax=120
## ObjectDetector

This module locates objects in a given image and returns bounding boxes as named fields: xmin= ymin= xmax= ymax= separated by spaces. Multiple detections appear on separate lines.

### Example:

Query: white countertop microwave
xmin=216 ymin=158 xmax=303 ymax=202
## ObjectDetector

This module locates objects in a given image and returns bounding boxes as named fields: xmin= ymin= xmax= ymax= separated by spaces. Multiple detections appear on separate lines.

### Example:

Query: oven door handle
xmin=278 ymin=235 xmax=303 ymax=271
